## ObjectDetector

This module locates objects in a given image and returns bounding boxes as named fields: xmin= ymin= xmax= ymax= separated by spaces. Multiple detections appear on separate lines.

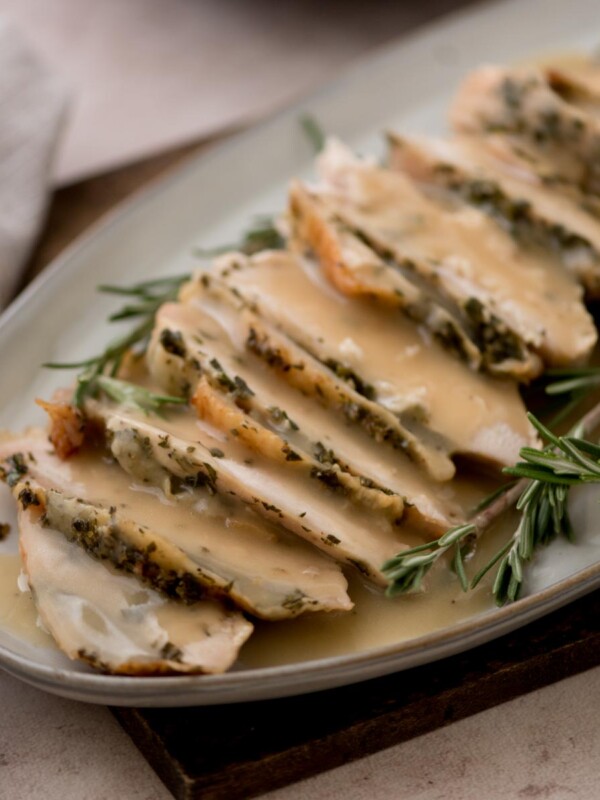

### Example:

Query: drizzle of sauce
xmin=239 ymin=515 xmax=512 ymax=668
xmin=0 ymin=431 xmax=512 ymax=669
xmin=218 ymin=251 xmax=533 ymax=464
xmin=315 ymin=148 xmax=594 ymax=367
xmin=5 ymin=435 xmax=351 ymax=620
xmin=0 ymin=520 xmax=511 ymax=670
xmin=0 ymin=553 xmax=54 ymax=649
xmin=152 ymin=299 xmax=461 ymax=525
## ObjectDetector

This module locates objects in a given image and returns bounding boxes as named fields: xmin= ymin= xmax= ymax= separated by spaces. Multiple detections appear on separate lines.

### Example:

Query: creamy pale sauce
xmin=316 ymin=143 xmax=595 ymax=365
xmin=19 ymin=510 xmax=252 ymax=673
xmin=453 ymin=65 xmax=600 ymax=206
xmin=2 ymin=507 xmax=513 ymax=669
xmin=450 ymin=136 xmax=600 ymax=255
xmin=187 ymin=279 xmax=457 ymax=482
xmin=0 ymin=553 xmax=54 ymax=649
xmin=104 ymin=405 xmax=412 ymax=582
xmin=216 ymin=250 xmax=532 ymax=464
xmin=2 ymin=454 xmax=511 ymax=670
xmin=1 ymin=425 xmax=511 ymax=671
xmin=4 ymin=432 xmax=350 ymax=619
xmin=241 ymin=514 xmax=514 ymax=667
xmin=151 ymin=300 xmax=463 ymax=529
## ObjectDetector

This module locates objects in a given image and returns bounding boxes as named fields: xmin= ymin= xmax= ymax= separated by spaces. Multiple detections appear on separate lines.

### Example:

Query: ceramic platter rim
xmin=1 ymin=0 xmax=600 ymax=706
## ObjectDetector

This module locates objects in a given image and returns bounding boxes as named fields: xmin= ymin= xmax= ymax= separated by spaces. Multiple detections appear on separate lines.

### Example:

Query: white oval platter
xmin=1 ymin=0 xmax=600 ymax=706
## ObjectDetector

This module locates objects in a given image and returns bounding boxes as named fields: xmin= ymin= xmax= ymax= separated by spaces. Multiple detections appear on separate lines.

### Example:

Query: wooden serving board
xmin=112 ymin=588 xmax=600 ymax=800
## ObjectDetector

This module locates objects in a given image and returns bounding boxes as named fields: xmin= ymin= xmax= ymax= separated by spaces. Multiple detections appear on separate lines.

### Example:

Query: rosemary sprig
xmin=383 ymin=404 xmax=600 ymax=605
xmin=44 ymin=273 xmax=190 ymax=408
xmin=545 ymin=366 xmax=600 ymax=396
xmin=93 ymin=376 xmax=186 ymax=414
xmin=45 ymin=203 xmax=292 ymax=408
xmin=382 ymin=524 xmax=476 ymax=596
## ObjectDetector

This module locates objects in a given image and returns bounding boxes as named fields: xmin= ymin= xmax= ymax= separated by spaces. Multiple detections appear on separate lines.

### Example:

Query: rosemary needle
xmin=299 ymin=113 xmax=326 ymax=154
xmin=382 ymin=523 xmax=476 ymax=597
xmin=545 ymin=366 xmax=600 ymax=426
xmin=93 ymin=376 xmax=186 ymax=415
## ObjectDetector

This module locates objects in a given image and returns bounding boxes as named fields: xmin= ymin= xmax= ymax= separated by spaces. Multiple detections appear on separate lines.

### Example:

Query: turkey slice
xmin=17 ymin=502 xmax=252 ymax=675
xmin=0 ymin=432 xmax=351 ymax=620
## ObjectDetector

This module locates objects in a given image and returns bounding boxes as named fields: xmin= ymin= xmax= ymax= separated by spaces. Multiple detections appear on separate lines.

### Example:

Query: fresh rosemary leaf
xmin=98 ymin=274 xmax=191 ymax=296
xmin=469 ymin=539 xmax=512 ymax=590
xmin=544 ymin=366 xmax=600 ymax=424
xmin=526 ymin=413 xmax=561 ymax=446
xmin=299 ymin=113 xmax=326 ymax=153
xmin=44 ymin=357 xmax=104 ymax=369
xmin=546 ymin=374 xmax=600 ymax=395
xmin=108 ymin=304 xmax=158 ymax=322
xmin=451 ymin=542 xmax=470 ymax=592
xmin=470 ymin=480 xmax=518 ymax=514
xmin=95 ymin=376 xmax=185 ymax=414
xmin=564 ymin=436 xmax=600 ymax=459
xmin=382 ymin=523 xmax=476 ymax=596
xmin=503 ymin=465 xmax=582 ymax=485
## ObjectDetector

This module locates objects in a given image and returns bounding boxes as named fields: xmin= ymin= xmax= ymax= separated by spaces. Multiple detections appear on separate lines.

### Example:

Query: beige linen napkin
xmin=0 ymin=18 xmax=66 ymax=308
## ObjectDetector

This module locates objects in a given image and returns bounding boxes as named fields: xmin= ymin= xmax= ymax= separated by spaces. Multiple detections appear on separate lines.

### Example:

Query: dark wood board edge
xmin=112 ymin=588 xmax=600 ymax=800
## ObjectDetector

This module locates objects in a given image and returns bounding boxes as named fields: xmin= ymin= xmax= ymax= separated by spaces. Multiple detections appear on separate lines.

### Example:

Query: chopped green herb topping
xmin=1 ymin=453 xmax=29 ymax=487
xmin=323 ymin=358 xmax=376 ymax=400
xmin=268 ymin=406 xmax=300 ymax=431
xmin=159 ymin=329 xmax=187 ymax=358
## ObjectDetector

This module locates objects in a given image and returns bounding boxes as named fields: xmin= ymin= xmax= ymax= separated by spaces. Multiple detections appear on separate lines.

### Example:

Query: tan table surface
xmin=3 ymin=122 xmax=600 ymax=800
xmin=2 ymin=658 xmax=599 ymax=800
